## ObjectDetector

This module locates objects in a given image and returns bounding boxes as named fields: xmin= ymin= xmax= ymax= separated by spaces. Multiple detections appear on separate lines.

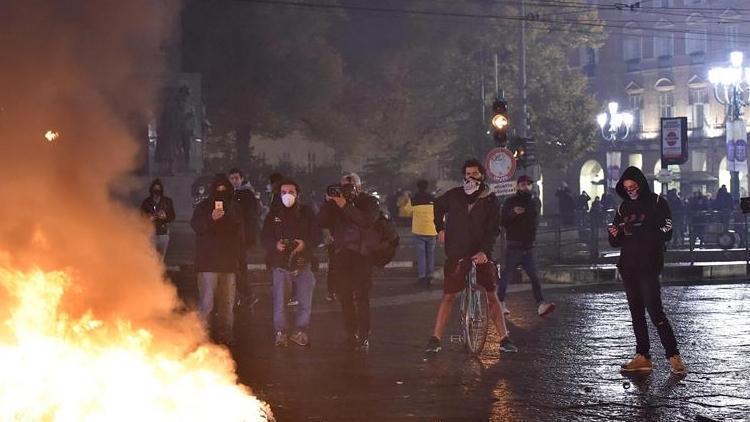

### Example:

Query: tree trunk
xmin=236 ymin=124 xmax=252 ymax=171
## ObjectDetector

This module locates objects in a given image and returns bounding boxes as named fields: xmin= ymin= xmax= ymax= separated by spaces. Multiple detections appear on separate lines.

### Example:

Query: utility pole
xmin=520 ymin=0 xmax=529 ymax=139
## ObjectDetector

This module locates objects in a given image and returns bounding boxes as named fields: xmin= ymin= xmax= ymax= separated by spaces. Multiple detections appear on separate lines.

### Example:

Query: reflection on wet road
xmin=234 ymin=282 xmax=750 ymax=421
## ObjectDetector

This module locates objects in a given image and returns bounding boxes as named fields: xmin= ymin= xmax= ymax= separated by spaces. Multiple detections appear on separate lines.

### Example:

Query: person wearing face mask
xmin=140 ymin=179 xmax=176 ymax=260
xmin=496 ymin=175 xmax=556 ymax=318
xmin=191 ymin=174 xmax=244 ymax=346
xmin=318 ymin=172 xmax=381 ymax=352
xmin=424 ymin=159 xmax=516 ymax=355
xmin=261 ymin=179 xmax=317 ymax=347
xmin=608 ymin=166 xmax=686 ymax=375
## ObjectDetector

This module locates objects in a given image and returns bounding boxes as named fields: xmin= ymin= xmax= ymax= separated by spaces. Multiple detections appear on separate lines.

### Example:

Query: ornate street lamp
xmin=596 ymin=102 xmax=633 ymax=189
xmin=709 ymin=51 xmax=750 ymax=200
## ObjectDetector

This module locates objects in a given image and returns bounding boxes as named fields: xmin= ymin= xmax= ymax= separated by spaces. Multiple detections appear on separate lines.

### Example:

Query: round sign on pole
xmin=485 ymin=147 xmax=517 ymax=182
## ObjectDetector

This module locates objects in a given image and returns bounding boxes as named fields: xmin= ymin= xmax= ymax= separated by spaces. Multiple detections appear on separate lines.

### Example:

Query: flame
xmin=44 ymin=130 xmax=60 ymax=142
xmin=0 ymin=266 xmax=273 ymax=421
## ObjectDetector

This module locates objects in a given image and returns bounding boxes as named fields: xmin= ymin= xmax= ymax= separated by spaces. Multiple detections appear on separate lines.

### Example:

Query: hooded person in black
xmin=140 ymin=178 xmax=176 ymax=260
xmin=190 ymin=174 xmax=244 ymax=345
xmin=608 ymin=166 xmax=686 ymax=375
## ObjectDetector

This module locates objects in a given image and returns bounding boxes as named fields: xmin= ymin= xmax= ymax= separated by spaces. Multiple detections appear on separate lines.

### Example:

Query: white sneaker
xmin=537 ymin=302 xmax=556 ymax=317
xmin=501 ymin=301 xmax=511 ymax=316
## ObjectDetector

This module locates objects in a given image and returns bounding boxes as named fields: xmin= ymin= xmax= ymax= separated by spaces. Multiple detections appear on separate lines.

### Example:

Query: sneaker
xmin=287 ymin=298 xmax=299 ymax=307
xmin=274 ymin=331 xmax=288 ymax=347
xmin=424 ymin=336 xmax=442 ymax=354
xmin=289 ymin=331 xmax=310 ymax=347
xmin=325 ymin=292 xmax=336 ymax=302
xmin=669 ymin=355 xmax=687 ymax=375
xmin=537 ymin=302 xmax=556 ymax=317
xmin=355 ymin=337 xmax=370 ymax=353
xmin=620 ymin=354 xmax=653 ymax=372
xmin=501 ymin=301 xmax=511 ymax=317
xmin=498 ymin=335 xmax=518 ymax=353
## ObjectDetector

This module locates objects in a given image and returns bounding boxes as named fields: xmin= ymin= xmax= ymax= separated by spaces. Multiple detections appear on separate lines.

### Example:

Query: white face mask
xmin=463 ymin=178 xmax=481 ymax=195
xmin=281 ymin=193 xmax=296 ymax=208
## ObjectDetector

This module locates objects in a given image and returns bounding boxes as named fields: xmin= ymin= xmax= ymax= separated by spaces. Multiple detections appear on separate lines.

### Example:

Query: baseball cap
xmin=517 ymin=175 xmax=533 ymax=184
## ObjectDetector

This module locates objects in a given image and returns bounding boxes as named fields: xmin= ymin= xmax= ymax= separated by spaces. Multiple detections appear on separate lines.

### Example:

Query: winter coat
xmin=233 ymin=184 xmax=260 ymax=248
xmin=317 ymin=192 xmax=381 ymax=255
xmin=140 ymin=195 xmax=176 ymax=236
xmin=608 ymin=166 xmax=672 ymax=274
xmin=501 ymin=191 xmax=541 ymax=250
xmin=411 ymin=191 xmax=437 ymax=236
xmin=191 ymin=197 xmax=244 ymax=273
xmin=434 ymin=185 xmax=501 ymax=260
xmin=261 ymin=203 xmax=316 ymax=270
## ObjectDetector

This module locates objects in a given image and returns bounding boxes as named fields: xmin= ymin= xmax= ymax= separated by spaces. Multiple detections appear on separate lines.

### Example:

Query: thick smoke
xmin=0 ymin=1 xmax=189 ymax=330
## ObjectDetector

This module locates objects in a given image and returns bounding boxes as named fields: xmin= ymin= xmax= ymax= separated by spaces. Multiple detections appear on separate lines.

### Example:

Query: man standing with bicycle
xmin=425 ymin=159 xmax=517 ymax=354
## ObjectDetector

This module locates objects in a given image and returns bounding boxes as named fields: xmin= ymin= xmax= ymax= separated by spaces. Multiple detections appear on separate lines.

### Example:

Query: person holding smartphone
xmin=608 ymin=166 xmax=686 ymax=375
xmin=191 ymin=174 xmax=244 ymax=346
xmin=140 ymin=178 xmax=176 ymax=260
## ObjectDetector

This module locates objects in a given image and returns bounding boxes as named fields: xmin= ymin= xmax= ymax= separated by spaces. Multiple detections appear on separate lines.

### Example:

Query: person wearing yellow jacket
xmin=411 ymin=180 xmax=437 ymax=286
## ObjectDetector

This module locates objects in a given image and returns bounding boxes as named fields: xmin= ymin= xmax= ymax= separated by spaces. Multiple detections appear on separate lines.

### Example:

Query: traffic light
xmin=508 ymin=137 xmax=536 ymax=168
xmin=490 ymin=98 xmax=509 ymax=146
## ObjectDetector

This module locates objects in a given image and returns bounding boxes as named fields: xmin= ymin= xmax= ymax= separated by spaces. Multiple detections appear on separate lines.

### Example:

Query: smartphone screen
xmin=214 ymin=201 xmax=224 ymax=211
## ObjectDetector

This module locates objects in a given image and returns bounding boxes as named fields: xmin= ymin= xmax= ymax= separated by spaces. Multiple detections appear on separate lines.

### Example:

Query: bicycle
xmin=458 ymin=259 xmax=490 ymax=355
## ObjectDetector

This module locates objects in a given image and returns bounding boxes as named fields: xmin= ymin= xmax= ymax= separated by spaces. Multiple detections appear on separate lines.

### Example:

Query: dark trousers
xmin=236 ymin=247 xmax=254 ymax=297
xmin=330 ymin=249 xmax=373 ymax=339
xmin=621 ymin=270 xmax=679 ymax=359
xmin=496 ymin=248 xmax=544 ymax=303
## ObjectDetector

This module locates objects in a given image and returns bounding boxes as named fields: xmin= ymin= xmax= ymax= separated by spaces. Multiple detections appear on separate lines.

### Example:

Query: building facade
xmin=558 ymin=0 xmax=749 ymax=213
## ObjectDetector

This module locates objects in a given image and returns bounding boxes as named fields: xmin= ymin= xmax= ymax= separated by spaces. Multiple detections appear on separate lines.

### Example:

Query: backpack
xmin=366 ymin=212 xmax=400 ymax=267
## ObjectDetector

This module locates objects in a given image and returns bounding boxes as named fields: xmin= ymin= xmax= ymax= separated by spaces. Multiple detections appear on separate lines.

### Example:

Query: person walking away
xmin=424 ymin=159 xmax=516 ymax=355
xmin=140 ymin=179 xmax=176 ymax=260
xmin=556 ymin=183 xmax=575 ymax=226
xmin=411 ymin=180 xmax=437 ymax=287
xmin=608 ymin=166 xmax=686 ymax=375
xmin=261 ymin=179 xmax=317 ymax=347
xmin=666 ymin=189 xmax=685 ymax=247
xmin=496 ymin=175 xmax=556 ymax=318
xmin=318 ymin=173 xmax=381 ymax=352
xmin=229 ymin=168 xmax=261 ymax=308
xmin=191 ymin=175 xmax=244 ymax=345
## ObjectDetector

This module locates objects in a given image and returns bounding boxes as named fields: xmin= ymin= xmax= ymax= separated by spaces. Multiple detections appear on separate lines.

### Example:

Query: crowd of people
xmin=555 ymin=181 xmax=739 ymax=248
xmin=138 ymin=160 xmax=687 ymax=375
xmin=142 ymin=168 xmax=389 ymax=351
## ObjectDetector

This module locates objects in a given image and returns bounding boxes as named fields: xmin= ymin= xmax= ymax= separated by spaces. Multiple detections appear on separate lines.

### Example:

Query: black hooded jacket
xmin=434 ymin=185 xmax=501 ymax=260
xmin=608 ymin=166 xmax=672 ymax=273
xmin=140 ymin=179 xmax=176 ymax=236
xmin=191 ymin=177 xmax=244 ymax=273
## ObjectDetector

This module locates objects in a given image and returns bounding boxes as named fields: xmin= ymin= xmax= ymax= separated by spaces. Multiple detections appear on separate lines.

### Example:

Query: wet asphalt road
xmin=215 ymin=275 xmax=750 ymax=422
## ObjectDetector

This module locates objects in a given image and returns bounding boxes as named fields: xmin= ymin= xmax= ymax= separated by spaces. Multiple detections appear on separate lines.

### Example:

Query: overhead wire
xmin=234 ymin=0 xmax=750 ymax=45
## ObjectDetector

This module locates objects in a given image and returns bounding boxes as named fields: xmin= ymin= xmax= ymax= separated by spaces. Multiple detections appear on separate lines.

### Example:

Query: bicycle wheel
xmin=463 ymin=276 xmax=489 ymax=355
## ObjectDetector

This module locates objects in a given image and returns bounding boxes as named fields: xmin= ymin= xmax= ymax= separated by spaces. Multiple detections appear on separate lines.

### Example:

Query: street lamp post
xmin=709 ymin=51 xmax=750 ymax=200
xmin=596 ymin=102 xmax=633 ymax=190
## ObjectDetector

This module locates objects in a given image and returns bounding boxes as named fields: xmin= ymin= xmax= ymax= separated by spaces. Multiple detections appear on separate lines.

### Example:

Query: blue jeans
xmin=414 ymin=235 xmax=436 ymax=279
xmin=197 ymin=272 xmax=236 ymax=338
xmin=496 ymin=248 xmax=544 ymax=303
xmin=272 ymin=268 xmax=316 ymax=333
